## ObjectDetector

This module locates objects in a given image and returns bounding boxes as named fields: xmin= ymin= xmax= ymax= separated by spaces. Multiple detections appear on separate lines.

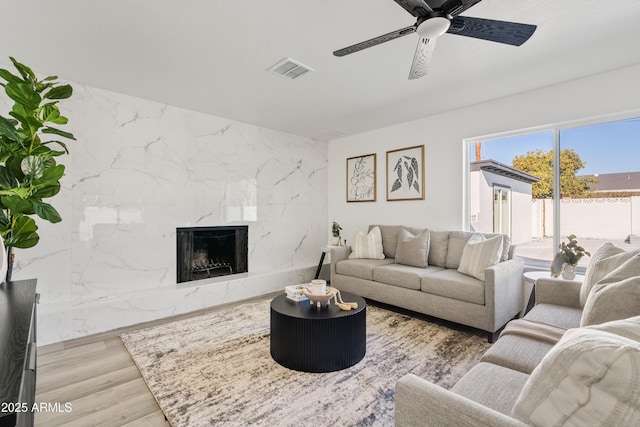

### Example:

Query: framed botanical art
xmin=346 ymin=153 xmax=376 ymax=202
xmin=386 ymin=145 xmax=425 ymax=201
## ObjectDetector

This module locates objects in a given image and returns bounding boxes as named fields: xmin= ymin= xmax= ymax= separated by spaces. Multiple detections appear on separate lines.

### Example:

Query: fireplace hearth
xmin=177 ymin=226 xmax=248 ymax=283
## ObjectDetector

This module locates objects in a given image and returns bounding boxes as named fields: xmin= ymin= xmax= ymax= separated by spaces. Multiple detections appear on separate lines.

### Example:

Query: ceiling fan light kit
xmin=334 ymin=0 xmax=537 ymax=80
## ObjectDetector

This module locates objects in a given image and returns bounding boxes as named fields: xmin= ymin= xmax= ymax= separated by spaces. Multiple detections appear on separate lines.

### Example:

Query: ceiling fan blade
xmin=447 ymin=16 xmax=536 ymax=46
xmin=333 ymin=25 xmax=417 ymax=57
xmin=393 ymin=0 xmax=433 ymax=18
xmin=408 ymin=36 xmax=436 ymax=80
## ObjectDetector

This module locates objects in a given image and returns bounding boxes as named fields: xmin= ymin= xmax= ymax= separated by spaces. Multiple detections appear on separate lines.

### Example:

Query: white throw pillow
xmin=512 ymin=327 xmax=640 ymax=427
xmin=580 ymin=243 xmax=639 ymax=307
xmin=348 ymin=226 xmax=385 ymax=260
xmin=457 ymin=234 xmax=503 ymax=281
xmin=580 ymin=254 xmax=640 ymax=327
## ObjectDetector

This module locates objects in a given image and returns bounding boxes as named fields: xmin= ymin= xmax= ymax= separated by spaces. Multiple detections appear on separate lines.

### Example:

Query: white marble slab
xmin=3 ymin=80 xmax=327 ymax=345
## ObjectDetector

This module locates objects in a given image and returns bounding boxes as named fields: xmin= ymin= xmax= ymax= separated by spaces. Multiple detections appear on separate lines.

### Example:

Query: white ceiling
xmin=2 ymin=0 xmax=640 ymax=140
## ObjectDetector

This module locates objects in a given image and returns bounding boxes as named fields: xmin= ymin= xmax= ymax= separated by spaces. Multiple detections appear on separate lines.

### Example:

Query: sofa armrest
xmin=395 ymin=374 xmax=526 ymax=427
xmin=534 ymin=278 xmax=582 ymax=309
xmin=330 ymin=245 xmax=351 ymax=284
xmin=484 ymin=258 xmax=525 ymax=332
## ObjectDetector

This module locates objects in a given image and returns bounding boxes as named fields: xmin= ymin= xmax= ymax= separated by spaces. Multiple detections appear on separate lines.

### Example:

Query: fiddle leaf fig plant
xmin=0 ymin=57 xmax=75 ymax=262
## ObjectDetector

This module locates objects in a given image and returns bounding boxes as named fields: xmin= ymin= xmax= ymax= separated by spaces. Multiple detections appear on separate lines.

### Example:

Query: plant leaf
xmin=10 ymin=57 xmax=36 ymax=82
xmin=5 ymin=215 xmax=39 ymax=248
xmin=5 ymin=82 xmax=41 ymax=110
xmin=32 ymin=183 xmax=61 ymax=199
xmin=21 ymin=156 xmax=47 ymax=181
xmin=0 ymin=165 xmax=18 ymax=189
xmin=42 ymin=126 xmax=76 ymax=140
xmin=413 ymin=181 xmax=420 ymax=193
xmin=1 ymin=195 xmax=32 ymax=213
xmin=0 ymin=115 xmax=22 ymax=142
xmin=31 ymin=200 xmax=62 ymax=223
xmin=0 ymin=68 xmax=23 ymax=84
xmin=44 ymin=84 xmax=73 ymax=100
xmin=42 ymin=140 xmax=69 ymax=154
xmin=391 ymin=179 xmax=402 ymax=192
xmin=40 ymin=164 xmax=65 ymax=182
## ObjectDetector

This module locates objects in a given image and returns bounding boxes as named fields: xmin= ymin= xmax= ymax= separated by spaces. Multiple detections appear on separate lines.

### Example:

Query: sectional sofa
xmin=395 ymin=243 xmax=640 ymax=426
xmin=330 ymin=225 xmax=524 ymax=340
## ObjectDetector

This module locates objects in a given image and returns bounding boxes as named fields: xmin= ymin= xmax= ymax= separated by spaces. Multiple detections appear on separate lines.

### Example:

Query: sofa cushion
xmin=335 ymin=258 xmax=394 ymax=281
xmin=373 ymin=264 xmax=443 ymax=290
xmin=581 ymin=274 xmax=640 ymax=327
xmin=457 ymin=234 xmax=503 ymax=281
xmin=421 ymin=269 xmax=485 ymax=305
xmin=395 ymin=229 xmax=430 ymax=268
xmin=481 ymin=334 xmax=555 ymax=375
xmin=580 ymin=242 xmax=639 ymax=307
xmin=349 ymin=226 xmax=385 ymax=260
xmin=451 ymin=362 xmax=529 ymax=416
xmin=524 ymin=303 xmax=583 ymax=329
xmin=512 ymin=327 xmax=640 ymax=427
xmin=427 ymin=230 xmax=449 ymax=267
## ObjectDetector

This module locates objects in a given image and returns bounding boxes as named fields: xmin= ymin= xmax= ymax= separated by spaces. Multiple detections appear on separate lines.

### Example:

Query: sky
xmin=477 ymin=117 xmax=640 ymax=175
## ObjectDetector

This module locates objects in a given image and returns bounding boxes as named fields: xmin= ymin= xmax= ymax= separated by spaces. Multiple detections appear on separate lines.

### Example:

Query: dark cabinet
xmin=0 ymin=279 xmax=38 ymax=427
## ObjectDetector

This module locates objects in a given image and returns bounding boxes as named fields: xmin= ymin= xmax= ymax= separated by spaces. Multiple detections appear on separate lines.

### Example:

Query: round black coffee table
xmin=270 ymin=291 xmax=366 ymax=373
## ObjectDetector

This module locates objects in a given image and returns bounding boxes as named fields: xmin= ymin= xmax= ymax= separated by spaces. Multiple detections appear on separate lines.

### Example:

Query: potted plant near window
xmin=556 ymin=234 xmax=590 ymax=280
xmin=0 ymin=57 xmax=75 ymax=281
xmin=331 ymin=221 xmax=342 ymax=246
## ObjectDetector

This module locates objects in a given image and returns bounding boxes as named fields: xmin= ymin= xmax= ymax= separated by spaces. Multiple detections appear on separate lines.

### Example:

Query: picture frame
xmin=346 ymin=153 xmax=376 ymax=202
xmin=386 ymin=145 xmax=425 ymax=201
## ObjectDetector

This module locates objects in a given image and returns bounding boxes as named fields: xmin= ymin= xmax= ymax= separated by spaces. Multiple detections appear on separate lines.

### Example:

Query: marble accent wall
xmin=2 ymin=81 xmax=327 ymax=345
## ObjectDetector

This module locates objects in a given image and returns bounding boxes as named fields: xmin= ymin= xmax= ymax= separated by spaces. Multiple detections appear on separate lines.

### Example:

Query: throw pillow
xmin=581 ymin=274 xmax=640 ymax=327
xmin=395 ymin=229 xmax=430 ymax=268
xmin=457 ymin=234 xmax=503 ymax=281
xmin=348 ymin=226 xmax=385 ymax=260
xmin=580 ymin=243 xmax=639 ymax=307
xmin=587 ymin=316 xmax=640 ymax=343
xmin=512 ymin=328 xmax=640 ymax=427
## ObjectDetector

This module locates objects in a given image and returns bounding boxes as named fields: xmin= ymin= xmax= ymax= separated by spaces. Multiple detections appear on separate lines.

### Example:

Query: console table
xmin=0 ymin=279 xmax=38 ymax=427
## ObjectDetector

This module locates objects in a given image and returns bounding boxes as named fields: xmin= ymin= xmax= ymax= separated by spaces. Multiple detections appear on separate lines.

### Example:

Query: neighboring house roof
xmin=581 ymin=172 xmax=640 ymax=192
xmin=470 ymin=160 xmax=541 ymax=184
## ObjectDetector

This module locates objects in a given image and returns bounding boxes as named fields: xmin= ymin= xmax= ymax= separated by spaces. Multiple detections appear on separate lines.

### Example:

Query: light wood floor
xmin=35 ymin=292 xmax=279 ymax=426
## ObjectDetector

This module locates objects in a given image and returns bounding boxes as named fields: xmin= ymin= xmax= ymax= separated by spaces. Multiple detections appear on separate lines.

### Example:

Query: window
xmin=467 ymin=117 xmax=640 ymax=267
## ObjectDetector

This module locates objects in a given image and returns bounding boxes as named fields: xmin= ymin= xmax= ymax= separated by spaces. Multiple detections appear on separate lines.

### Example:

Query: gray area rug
xmin=121 ymin=299 xmax=491 ymax=427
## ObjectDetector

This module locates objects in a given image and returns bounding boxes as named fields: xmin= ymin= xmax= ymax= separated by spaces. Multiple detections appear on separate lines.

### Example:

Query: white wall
xmin=470 ymin=171 xmax=533 ymax=246
xmin=328 ymin=64 xmax=640 ymax=241
xmin=1 ymin=73 xmax=328 ymax=344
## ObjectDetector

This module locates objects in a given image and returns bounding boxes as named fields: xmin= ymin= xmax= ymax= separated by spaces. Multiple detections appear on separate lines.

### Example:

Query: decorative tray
xmin=300 ymin=286 xmax=338 ymax=303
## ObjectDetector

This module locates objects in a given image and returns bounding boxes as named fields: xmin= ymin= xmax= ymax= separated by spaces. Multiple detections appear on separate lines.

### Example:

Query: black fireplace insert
xmin=177 ymin=226 xmax=248 ymax=283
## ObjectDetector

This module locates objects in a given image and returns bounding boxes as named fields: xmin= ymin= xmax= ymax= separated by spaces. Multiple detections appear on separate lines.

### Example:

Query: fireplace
xmin=177 ymin=226 xmax=248 ymax=283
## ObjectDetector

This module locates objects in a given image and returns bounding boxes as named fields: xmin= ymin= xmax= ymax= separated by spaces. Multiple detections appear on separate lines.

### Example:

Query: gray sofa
xmin=330 ymin=225 xmax=524 ymax=340
xmin=395 ymin=245 xmax=640 ymax=427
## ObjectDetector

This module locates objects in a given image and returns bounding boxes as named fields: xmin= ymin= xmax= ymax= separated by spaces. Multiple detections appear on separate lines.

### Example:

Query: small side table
xmin=521 ymin=271 xmax=585 ymax=316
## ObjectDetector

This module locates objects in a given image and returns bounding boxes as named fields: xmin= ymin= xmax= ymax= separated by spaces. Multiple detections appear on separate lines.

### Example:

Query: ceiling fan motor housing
xmin=416 ymin=15 xmax=452 ymax=39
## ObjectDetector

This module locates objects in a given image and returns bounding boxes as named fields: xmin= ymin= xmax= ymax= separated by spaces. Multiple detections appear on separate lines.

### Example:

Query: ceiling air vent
xmin=268 ymin=58 xmax=314 ymax=80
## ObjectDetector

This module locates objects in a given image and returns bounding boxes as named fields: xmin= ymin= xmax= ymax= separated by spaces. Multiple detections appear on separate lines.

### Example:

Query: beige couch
xmin=395 ymin=244 xmax=640 ymax=427
xmin=330 ymin=225 xmax=524 ymax=340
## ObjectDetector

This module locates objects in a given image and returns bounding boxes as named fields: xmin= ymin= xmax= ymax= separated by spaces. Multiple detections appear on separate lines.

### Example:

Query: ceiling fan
xmin=333 ymin=0 xmax=537 ymax=79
